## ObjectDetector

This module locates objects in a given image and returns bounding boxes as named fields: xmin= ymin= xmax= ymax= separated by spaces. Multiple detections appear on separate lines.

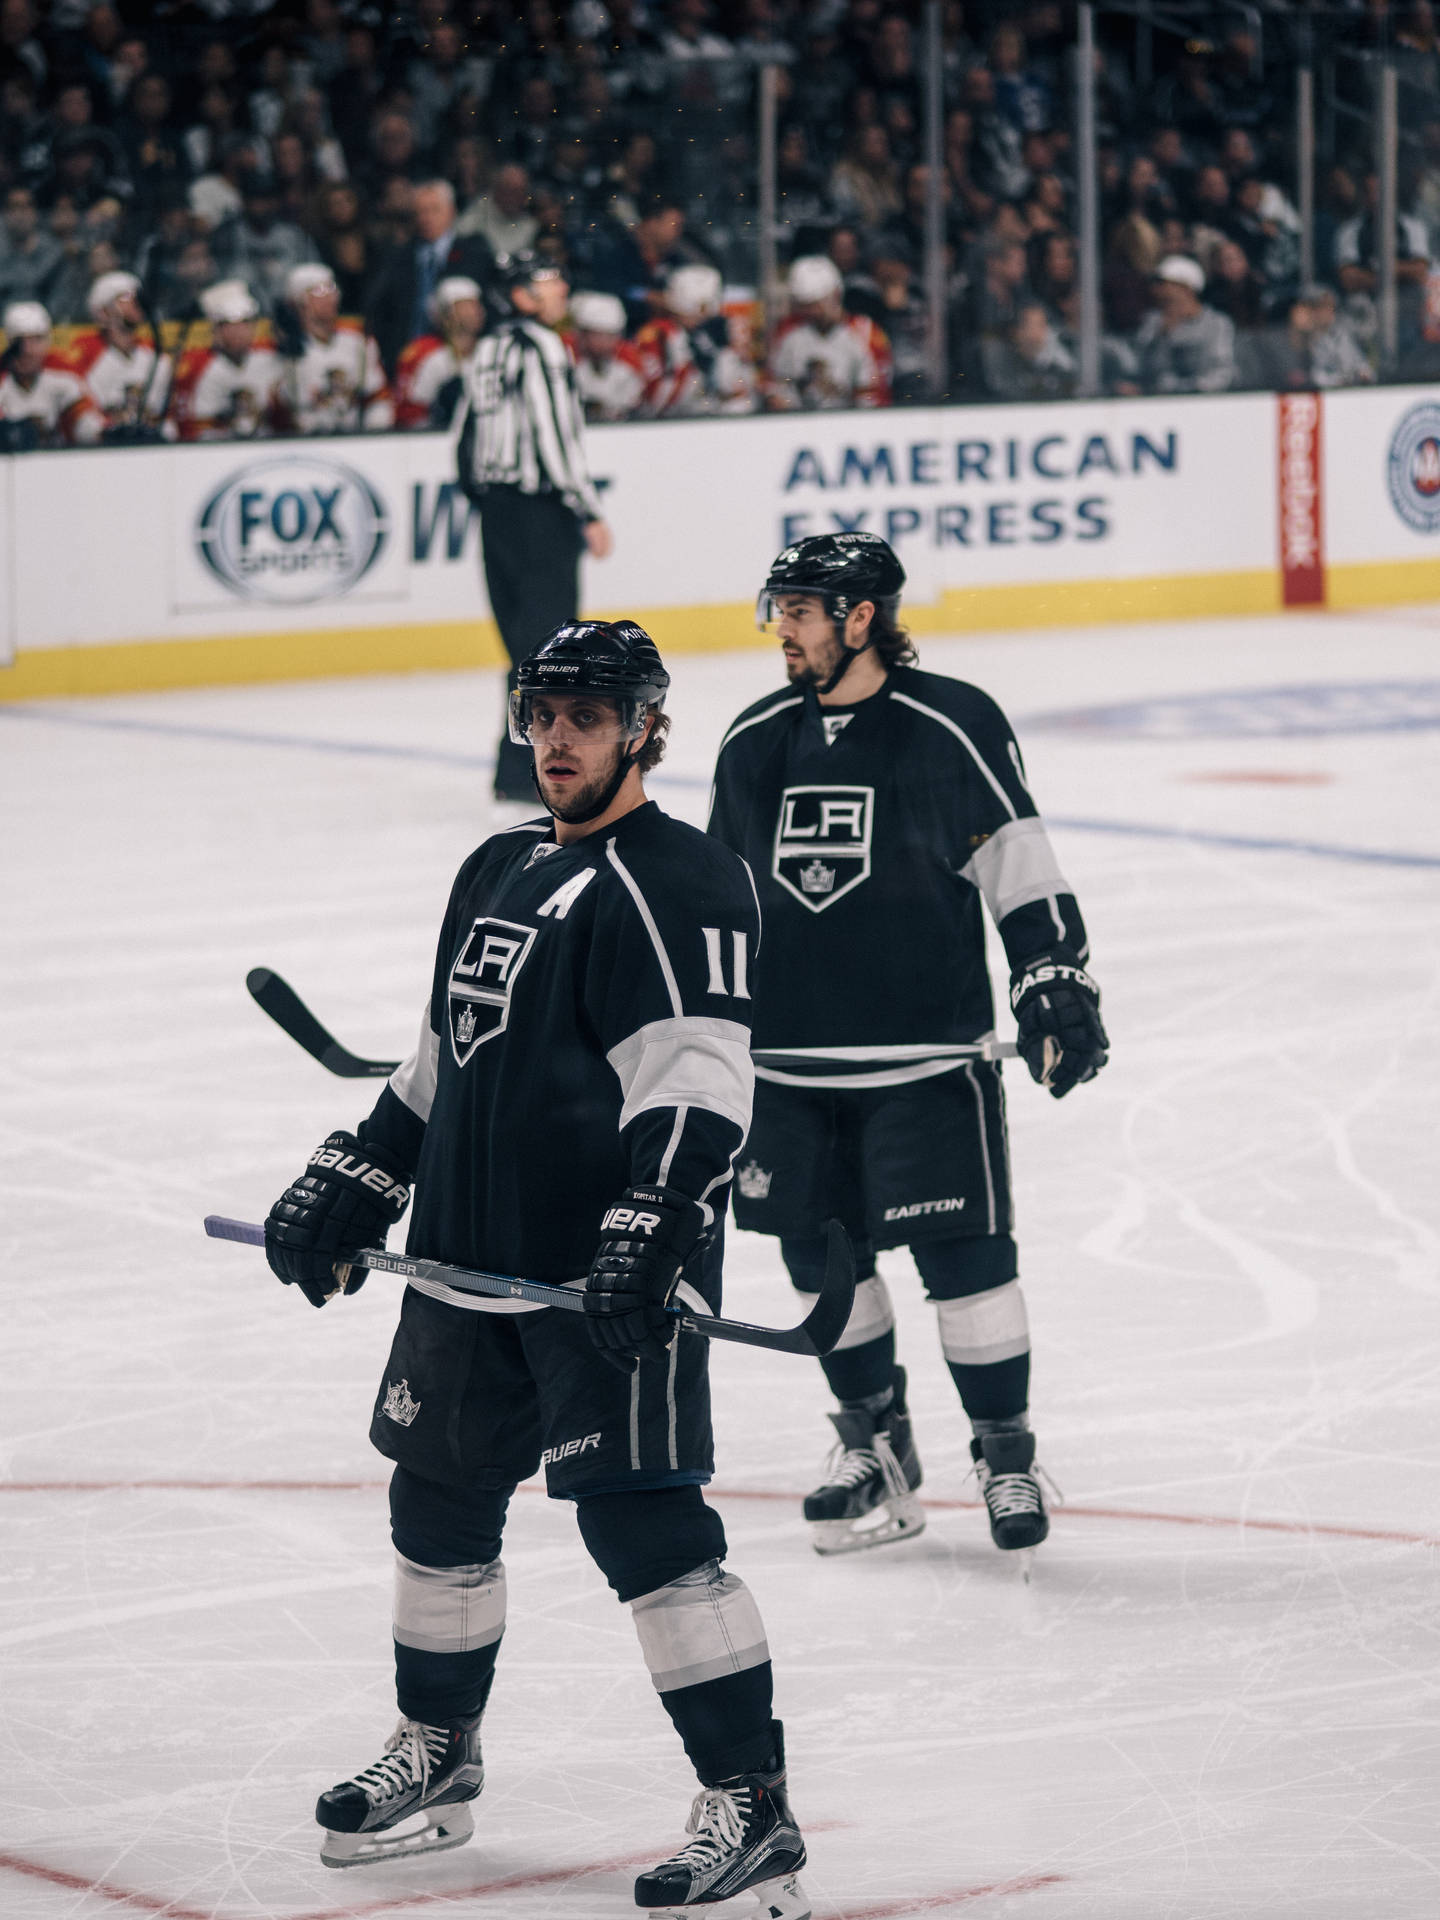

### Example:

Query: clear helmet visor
xmin=756 ymin=589 xmax=849 ymax=631
xmin=508 ymin=688 xmax=651 ymax=747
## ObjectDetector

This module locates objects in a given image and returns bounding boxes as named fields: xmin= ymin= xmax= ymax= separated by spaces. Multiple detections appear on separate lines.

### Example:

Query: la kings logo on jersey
xmin=772 ymin=786 xmax=874 ymax=913
xmin=448 ymin=916 xmax=537 ymax=1065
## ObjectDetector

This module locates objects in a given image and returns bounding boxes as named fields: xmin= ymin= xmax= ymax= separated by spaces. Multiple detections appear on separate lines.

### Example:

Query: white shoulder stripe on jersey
xmin=959 ymin=815 xmax=1072 ymax=922
xmin=889 ymin=690 xmax=1018 ymax=820
xmin=608 ymin=1015 xmax=754 ymax=1134
xmin=709 ymin=698 xmax=805 ymax=823
xmin=738 ymin=854 xmax=762 ymax=954
xmin=716 ymin=694 xmax=804 ymax=754
xmin=390 ymin=1000 xmax=440 ymax=1123
xmin=606 ymin=839 xmax=683 ymax=1015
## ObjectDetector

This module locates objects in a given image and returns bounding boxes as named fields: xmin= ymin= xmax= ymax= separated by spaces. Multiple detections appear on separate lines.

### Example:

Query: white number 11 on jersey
xmin=702 ymin=928 xmax=751 ymax=999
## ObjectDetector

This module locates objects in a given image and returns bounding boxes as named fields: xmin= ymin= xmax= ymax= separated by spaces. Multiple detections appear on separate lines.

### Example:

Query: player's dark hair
xmin=634 ymin=708 xmax=670 ymax=773
xmin=868 ymin=607 xmax=917 ymax=670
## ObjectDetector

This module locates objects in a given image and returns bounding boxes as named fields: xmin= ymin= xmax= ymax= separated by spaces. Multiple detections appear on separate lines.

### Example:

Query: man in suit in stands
xmin=366 ymin=179 xmax=493 ymax=377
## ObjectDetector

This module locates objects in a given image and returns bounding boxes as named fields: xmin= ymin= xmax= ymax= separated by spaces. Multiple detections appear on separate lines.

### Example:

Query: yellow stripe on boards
xmin=0 ymin=562 xmax=1416 ymax=703
xmin=1325 ymin=558 xmax=1440 ymax=609
xmin=0 ymin=621 xmax=508 ymax=700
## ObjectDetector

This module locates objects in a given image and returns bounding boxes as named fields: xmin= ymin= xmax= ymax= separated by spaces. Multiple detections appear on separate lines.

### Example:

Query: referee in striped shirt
xmin=458 ymin=253 xmax=615 ymax=806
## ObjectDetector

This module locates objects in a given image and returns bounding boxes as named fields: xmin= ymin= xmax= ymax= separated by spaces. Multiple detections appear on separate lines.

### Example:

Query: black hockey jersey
xmin=360 ymin=803 xmax=759 ymax=1300
xmin=707 ymin=666 xmax=1088 ymax=1086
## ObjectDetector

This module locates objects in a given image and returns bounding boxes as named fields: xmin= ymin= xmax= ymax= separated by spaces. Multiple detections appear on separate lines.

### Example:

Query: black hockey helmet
xmin=494 ymin=249 xmax=566 ymax=297
xmin=509 ymin=619 xmax=669 ymax=747
xmin=756 ymin=531 xmax=906 ymax=630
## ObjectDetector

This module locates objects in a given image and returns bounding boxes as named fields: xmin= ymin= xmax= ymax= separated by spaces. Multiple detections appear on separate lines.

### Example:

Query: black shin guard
xmin=389 ymin=1466 xmax=511 ymax=1725
xmin=660 ymin=1664 xmax=778 ymax=1787
xmin=575 ymin=1485 xmax=727 ymax=1602
xmin=782 ymin=1233 xmax=894 ymax=1402
xmin=946 ymin=1350 xmax=1031 ymax=1424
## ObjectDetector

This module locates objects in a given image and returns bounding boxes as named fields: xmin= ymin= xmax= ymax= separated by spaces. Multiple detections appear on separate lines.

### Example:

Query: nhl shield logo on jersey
xmin=772 ymin=785 xmax=874 ymax=913
xmin=737 ymin=1159 xmax=772 ymax=1200
xmin=447 ymin=916 xmax=538 ymax=1065
xmin=381 ymin=1378 xmax=421 ymax=1427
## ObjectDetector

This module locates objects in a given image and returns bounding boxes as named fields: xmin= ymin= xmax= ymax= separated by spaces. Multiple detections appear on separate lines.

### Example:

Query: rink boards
xmin=3 ymin=382 xmax=1440 ymax=697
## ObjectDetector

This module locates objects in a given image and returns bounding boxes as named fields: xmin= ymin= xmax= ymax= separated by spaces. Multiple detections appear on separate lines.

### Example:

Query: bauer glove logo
xmin=600 ymin=1205 xmax=663 ymax=1236
xmin=307 ymin=1144 xmax=411 ymax=1214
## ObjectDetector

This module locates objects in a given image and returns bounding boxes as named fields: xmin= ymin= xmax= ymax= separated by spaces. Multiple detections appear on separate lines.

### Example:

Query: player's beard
xmin=784 ymin=633 xmax=846 ymax=688
xmin=536 ymin=744 xmax=627 ymax=821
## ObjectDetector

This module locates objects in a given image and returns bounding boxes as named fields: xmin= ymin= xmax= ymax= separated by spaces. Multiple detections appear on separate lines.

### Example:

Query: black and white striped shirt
xmin=458 ymin=316 xmax=603 ymax=522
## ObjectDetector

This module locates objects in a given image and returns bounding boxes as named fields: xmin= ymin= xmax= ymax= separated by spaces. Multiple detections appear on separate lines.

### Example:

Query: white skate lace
xmin=872 ymin=1431 xmax=914 ymax=1500
xmin=974 ymin=1460 xmax=1063 ymax=1519
xmin=350 ymin=1720 xmax=445 ymax=1806
xmin=819 ymin=1442 xmax=882 ymax=1491
xmin=661 ymin=1786 xmax=750 ymax=1872
xmin=819 ymin=1427 xmax=911 ymax=1497
xmin=982 ymin=1471 xmax=1043 ymax=1520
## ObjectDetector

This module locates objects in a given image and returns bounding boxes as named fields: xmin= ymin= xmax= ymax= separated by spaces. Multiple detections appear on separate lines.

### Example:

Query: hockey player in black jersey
xmin=262 ymin=621 xmax=809 ymax=1920
xmin=708 ymin=533 xmax=1109 ymax=1560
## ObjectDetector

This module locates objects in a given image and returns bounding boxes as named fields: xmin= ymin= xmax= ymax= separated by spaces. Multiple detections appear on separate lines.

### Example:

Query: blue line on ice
xmin=6 ymin=704 xmax=1439 ymax=870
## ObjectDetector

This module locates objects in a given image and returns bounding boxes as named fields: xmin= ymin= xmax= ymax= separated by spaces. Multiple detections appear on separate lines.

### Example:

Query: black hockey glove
xmin=1009 ymin=949 xmax=1110 ymax=1100
xmin=585 ymin=1185 xmax=705 ymax=1367
xmin=264 ymin=1131 xmax=412 ymax=1308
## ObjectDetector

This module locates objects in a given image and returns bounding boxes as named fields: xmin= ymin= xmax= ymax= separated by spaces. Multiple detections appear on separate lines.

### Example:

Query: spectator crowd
xmin=4 ymin=0 xmax=1440 ymax=447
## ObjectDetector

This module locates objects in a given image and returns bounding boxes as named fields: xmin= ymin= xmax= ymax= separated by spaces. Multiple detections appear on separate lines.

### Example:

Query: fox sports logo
xmin=197 ymin=455 xmax=388 ymax=602
xmin=1386 ymin=402 xmax=1440 ymax=533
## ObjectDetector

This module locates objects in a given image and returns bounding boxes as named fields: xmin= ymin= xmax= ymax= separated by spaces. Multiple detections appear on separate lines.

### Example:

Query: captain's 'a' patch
xmin=448 ymin=916 xmax=537 ymax=1065
xmin=772 ymin=785 xmax=874 ymax=911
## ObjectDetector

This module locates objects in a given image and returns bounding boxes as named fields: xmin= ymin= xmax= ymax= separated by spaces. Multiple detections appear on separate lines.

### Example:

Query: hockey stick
xmin=203 ymin=1214 xmax=855 ymax=1357
xmin=754 ymin=1039 xmax=1019 ymax=1066
xmin=248 ymin=970 xmax=1023 ymax=1081
xmin=247 ymin=968 xmax=399 ymax=1078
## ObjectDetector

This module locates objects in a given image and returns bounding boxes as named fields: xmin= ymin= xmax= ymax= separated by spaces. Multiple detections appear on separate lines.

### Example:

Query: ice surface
xmin=2 ymin=607 xmax=1439 ymax=1918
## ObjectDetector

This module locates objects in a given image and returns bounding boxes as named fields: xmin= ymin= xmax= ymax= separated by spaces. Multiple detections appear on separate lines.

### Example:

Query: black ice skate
xmin=315 ymin=1715 xmax=483 ymax=1868
xmin=802 ymin=1366 xmax=924 ymax=1555
xmin=971 ymin=1429 xmax=1051 ymax=1552
xmin=636 ymin=1725 xmax=809 ymax=1919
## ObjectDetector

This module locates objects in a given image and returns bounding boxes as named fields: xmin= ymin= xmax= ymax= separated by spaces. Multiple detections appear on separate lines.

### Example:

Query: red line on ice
xmin=826 ymin=1874 xmax=1068 ymax=1916
xmin=0 ymin=1848 xmax=221 ymax=1919
xmin=2 ymin=1480 xmax=1436 ymax=1549
xmin=0 ymin=1824 xmax=849 ymax=1920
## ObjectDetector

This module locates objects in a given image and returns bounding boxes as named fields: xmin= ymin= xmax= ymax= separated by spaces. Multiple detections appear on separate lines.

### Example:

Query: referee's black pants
xmin=477 ymin=486 xmax=584 ymax=799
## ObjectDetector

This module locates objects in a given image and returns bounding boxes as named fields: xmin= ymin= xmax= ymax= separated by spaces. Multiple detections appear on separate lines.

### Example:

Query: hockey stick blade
xmin=203 ymin=1215 xmax=856 ymax=1357
xmin=246 ymin=968 xmax=399 ymax=1078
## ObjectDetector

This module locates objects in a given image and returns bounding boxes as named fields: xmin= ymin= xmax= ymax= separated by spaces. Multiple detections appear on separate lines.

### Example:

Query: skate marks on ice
xmin=1 ymin=1482 xmax=1436 ymax=1919
xmin=4 ymin=613 xmax=1440 ymax=1917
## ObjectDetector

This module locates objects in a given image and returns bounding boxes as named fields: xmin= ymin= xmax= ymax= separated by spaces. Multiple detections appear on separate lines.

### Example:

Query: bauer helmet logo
xmin=196 ymin=454 xmax=389 ymax=604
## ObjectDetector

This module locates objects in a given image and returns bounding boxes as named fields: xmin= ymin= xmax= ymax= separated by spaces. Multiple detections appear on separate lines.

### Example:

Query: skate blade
xmin=319 ymin=1801 xmax=475 ymax=1869
xmin=647 ymin=1870 xmax=812 ymax=1920
xmin=809 ymin=1495 xmax=926 ymax=1557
